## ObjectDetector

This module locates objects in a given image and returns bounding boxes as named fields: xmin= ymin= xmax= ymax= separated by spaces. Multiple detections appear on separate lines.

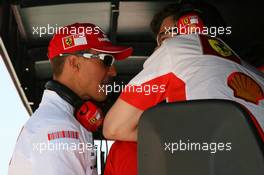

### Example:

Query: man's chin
xmin=94 ymin=94 xmax=107 ymax=102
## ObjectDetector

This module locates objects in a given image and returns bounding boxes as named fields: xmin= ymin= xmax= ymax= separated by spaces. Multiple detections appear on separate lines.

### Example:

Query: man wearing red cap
xmin=8 ymin=23 xmax=132 ymax=175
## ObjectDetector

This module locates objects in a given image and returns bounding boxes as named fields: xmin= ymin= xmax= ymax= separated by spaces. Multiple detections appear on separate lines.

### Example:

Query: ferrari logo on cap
xmin=62 ymin=35 xmax=75 ymax=49
xmin=209 ymin=39 xmax=232 ymax=57
xmin=183 ymin=17 xmax=189 ymax=25
xmin=65 ymin=38 xmax=73 ymax=46
xmin=227 ymin=72 xmax=264 ymax=105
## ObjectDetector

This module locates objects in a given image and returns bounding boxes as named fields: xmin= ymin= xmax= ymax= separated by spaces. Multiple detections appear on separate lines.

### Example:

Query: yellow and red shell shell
xmin=227 ymin=72 xmax=264 ymax=105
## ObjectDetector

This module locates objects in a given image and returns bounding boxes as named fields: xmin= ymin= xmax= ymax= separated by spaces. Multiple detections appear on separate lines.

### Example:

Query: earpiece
xmin=45 ymin=80 xmax=103 ymax=132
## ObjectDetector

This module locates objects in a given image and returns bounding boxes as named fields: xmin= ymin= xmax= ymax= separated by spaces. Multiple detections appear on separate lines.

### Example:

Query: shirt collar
xmin=40 ymin=89 xmax=74 ymax=115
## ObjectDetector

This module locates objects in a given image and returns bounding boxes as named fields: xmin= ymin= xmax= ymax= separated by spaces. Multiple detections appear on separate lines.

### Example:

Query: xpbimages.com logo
xmin=162 ymin=25 xmax=232 ymax=38
xmin=98 ymin=82 xmax=166 ymax=95
xmin=33 ymin=141 xmax=97 ymax=154
xmin=32 ymin=24 xmax=103 ymax=37
xmin=164 ymin=140 xmax=232 ymax=154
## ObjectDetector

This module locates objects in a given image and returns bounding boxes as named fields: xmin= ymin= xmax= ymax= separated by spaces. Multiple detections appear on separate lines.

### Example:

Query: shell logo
xmin=227 ymin=72 xmax=264 ymax=105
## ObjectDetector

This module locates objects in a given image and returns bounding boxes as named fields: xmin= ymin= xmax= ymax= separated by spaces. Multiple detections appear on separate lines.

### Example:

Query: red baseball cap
xmin=48 ymin=23 xmax=133 ymax=60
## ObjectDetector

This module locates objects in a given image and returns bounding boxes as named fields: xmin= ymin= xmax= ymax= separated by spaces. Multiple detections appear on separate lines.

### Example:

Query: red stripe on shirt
xmin=47 ymin=131 xmax=79 ymax=141
xmin=120 ymin=72 xmax=186 ymax=110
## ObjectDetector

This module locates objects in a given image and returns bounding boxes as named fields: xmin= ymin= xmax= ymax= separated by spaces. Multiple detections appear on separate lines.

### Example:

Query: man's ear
xmin=67 ymin=55 xmax=80 ymax=72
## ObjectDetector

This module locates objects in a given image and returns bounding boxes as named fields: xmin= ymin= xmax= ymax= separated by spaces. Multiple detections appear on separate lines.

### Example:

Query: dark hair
xmin=50 ymin=55 xmax=67 ymax=78
xmin=151 ymin=4 xmax=182 ymax=37
xmin=150 ymin=1 xmax=226 ymax=37
xmin=50 ymin=49 xmax=91 ymax=77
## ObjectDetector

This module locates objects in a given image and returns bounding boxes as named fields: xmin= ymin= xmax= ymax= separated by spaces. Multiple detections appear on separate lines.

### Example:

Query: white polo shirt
xmin=8 ymin=90 xmax=98 ymax=175
xmin=120 ymin=34 xmax=264 ymax=131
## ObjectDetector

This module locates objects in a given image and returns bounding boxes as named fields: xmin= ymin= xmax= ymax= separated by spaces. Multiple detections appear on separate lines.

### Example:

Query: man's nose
xmin=107 ymin=65 xmax=117 ymax=77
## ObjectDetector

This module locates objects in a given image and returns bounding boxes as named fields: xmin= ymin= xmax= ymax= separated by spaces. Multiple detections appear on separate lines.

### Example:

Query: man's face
xmin=156 ymin=16 xmax=175 ymax=48
xmin=76 ymin=49 xmax=116 ymax=102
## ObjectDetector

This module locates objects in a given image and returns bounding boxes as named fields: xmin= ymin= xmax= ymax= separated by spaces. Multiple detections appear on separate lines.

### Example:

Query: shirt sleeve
xmin=120 ymin=43 xmax=187 ymax=111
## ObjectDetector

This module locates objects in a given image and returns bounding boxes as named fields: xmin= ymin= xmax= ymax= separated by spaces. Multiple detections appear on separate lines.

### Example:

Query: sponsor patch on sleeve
xmin=47 ymin=130 xmax=79 ymax=141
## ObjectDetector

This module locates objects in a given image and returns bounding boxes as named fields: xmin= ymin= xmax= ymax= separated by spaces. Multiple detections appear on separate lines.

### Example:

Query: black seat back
xmin=138 ymin=100 xmax=264 ymax=175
